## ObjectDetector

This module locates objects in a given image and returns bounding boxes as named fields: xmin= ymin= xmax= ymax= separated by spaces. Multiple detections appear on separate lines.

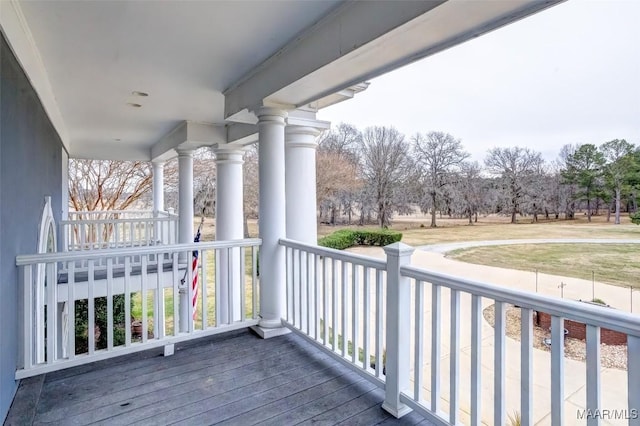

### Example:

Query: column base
xmin=381 ymin=402 xmax=412 ymax=418
xmin=250 ymin=325 xmax=291 ymax=339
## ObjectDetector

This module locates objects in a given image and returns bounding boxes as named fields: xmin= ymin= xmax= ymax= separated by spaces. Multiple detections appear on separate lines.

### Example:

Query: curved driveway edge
xmin=417 ymin=238 xmax=640 ymax=254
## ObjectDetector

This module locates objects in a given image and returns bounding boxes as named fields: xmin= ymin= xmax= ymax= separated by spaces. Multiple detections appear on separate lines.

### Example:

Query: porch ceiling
xmin=8 ymin=0 xmax=340 ymax=160
xmin=1 ymin=0 xmax=562 ymax=161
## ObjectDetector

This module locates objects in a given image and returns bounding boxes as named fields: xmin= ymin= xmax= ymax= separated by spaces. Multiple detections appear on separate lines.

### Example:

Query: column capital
xmin=286 ymin=116 xmax=330 ymax=131
xmin=285 ymin=125 xmax=323 ymax=137
xmin=285 ymin=126 xmax=322 ymax=150
xmin=151 ymin=159 xmax=165 ymax=166
xmin=256 ymin=107 xmax=287 ymax=124
xmin=175 ymin=148 xmax=195 ymax=157
xmin=213 ymin=146 xmax=245 ymax=165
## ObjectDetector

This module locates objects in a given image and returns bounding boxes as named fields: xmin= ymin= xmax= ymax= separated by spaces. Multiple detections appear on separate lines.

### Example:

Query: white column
xmin=285 ymin=125 xmax=321 ymax=334
xmin=177 ymin=149 xmax=194 ymax=333
xmin=255 ymin=107 xmax=288 ymax=333
xmin=152 ymin=161 xmax=165 ymax=214
xmin=214 ymin=147 xmax=245 ymax=323
xmin=285 ymin=126 xmax=320 ymax=243
xmin=152 ymin=161 xmax=165 ymax=243
xmin=177 ymin=150 xmax=194 ymax=245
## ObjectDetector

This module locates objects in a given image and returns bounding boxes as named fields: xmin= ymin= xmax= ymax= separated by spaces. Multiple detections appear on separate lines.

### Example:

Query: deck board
xmin=6 ymin=329 xmax=434 ymax=426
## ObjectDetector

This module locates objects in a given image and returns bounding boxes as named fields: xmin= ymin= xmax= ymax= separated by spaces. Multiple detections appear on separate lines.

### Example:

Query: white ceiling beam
xmin=150 ymin=122 xmax=225 ymax=162
xmin=224 ymin=0 xmax=445 ymax=119
xmin=227 ymin=123 xmax=258 ymax=146
xmin=224 ymin=0 xmax=563 ymax=119
xmin=150 ymin=122 xmax=188 ymax=162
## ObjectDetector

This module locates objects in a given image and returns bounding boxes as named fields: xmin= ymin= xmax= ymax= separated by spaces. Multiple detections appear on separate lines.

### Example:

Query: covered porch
xmin=3 ymin=1 xmax=639 ymax=425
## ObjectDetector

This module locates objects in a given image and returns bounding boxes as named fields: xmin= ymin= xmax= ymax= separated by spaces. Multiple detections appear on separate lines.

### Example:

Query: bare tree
xmin=316 ymin=123 xmax=362 ymax=224
xmin=316 ymin=150 xmax=360 ymax=224
xmin=413 ymin=131 xmax=469 ymax=227
xmin=163 ymin=147 xmax=217 ymax=216
xmin=243 ymin=145 xmax=259 ymax=237
xmin=68 ymin=159 xmax=152 ymax=212
xmin=317 ymin=122 xmax=361 ymax=158
xmin=454 ymin=161 xmax=483 ymax=224
xmin=485 ymin=147 xmax=544 ymax=224
xmin=193 ymin=148 xmax=217 ymax=216
xmin=358 ymin=126 xmax=411 ymax=228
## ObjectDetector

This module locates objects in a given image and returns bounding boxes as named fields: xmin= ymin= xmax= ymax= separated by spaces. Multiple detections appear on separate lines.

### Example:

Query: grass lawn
xmin=313 ymin=213 xmax=639 ymax=290
xmin=312 ymin=213 xmax=640 ymax=246
xmin=131 ymin=249 xmax=257 ymax=335
xmin=448 ymin=243 xmax=640 ymax=289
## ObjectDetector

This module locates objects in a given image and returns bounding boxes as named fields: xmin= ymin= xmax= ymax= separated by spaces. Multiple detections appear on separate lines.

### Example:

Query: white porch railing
xmin=67 ymin=209 xmax=176 ymax=221
xmin=16 ymin=238 xmax=260 ymax=379
xmin=61 ymin=210 xmax=178 ymax=251
xmin=280 ymin=239 xmax=640 ymax=426
xmin=281 ymin=239 xmax=388 ymax=388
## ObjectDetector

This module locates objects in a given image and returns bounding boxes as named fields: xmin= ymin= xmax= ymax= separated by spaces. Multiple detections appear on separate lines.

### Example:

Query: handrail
xmin=16 ymin=239 xmax=262 ymax=265
xmin=280 ymin=238 xmax=386 ymax=270
xmin=68 ymin=209 xmax=154 ymax=215
xmin=60 ymin=217 xmax=174 ymax=225
xmin=401 ymin=265 xmax=640 ymax=337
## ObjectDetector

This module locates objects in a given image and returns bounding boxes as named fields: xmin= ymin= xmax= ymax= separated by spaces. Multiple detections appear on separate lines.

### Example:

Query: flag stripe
xmin=192 ymin=228 xmax=201 ymax=321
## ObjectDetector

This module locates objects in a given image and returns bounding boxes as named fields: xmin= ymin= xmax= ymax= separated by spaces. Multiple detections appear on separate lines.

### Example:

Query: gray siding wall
xmin=0 ymin=35 xmax=64 ymax=422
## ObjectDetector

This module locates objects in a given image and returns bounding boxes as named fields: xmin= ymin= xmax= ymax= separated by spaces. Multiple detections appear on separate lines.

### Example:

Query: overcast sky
xmin=318 ymin=0 xmax=640 ymax=163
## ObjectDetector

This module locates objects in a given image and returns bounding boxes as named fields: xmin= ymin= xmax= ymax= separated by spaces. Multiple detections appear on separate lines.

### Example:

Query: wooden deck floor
xmin=6 ymin=329 xmax=433 ymax=426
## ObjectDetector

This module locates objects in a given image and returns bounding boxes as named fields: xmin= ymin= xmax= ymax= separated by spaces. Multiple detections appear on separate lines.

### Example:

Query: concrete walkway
xmin=417 ymin=238 xmax=640 ymax=255
xmin=349 ymin=239 xmax=639 ymax=425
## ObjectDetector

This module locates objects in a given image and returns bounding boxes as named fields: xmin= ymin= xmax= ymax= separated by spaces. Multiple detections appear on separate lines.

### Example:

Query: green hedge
xmin=318 ymin=229 xmax=402 ymax=250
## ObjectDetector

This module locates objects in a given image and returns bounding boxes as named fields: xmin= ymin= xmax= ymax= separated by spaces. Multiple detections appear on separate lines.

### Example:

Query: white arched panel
xmin=35 ymin=196 xmax=57 ymax=363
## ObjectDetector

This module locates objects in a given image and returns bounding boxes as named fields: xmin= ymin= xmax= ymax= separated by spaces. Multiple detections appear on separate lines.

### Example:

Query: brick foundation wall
xmin=536 ymin=311 xmax=627 ymax=345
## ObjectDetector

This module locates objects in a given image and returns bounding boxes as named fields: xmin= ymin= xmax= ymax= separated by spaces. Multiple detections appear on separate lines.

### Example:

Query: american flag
xmin=191 ymin=226 xmax=201 ymax=320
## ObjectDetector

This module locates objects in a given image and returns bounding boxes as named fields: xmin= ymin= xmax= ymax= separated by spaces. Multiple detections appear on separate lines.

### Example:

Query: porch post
xmin=152 ymin=161 xmax=165 ymax=214
xmin=252 ymin=107 xmax=289 ymax=337
xmin=152 ymin=160 xmax=165 ymax=243
xmin=214 ymin=147 xmax=245 ymax=323
xmin=383 ymin=242 xmax=414 ymax=418
xmin=177 ymin=149 xmax=194 ymax=333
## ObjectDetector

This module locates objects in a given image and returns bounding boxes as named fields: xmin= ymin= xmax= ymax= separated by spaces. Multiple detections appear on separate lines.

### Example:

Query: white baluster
xmin=414 ymin=280 xmax=424 ymax=402
xmin=450 ymin=289 xmax=460 ymax=424
xmin=471 ymin=295 xmax=482 ymax=426
xmin=586 ymin=324 xmax=601 ymax=426
xmin=521 ymin=307 xmax=534 ymax=426
xmin=551 ymin=315 xmax=564 ymax=425
xmin=494 ymin=301 xmax=506 ymax=426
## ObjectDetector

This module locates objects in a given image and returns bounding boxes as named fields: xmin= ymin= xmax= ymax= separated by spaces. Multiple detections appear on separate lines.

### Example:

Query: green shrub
xmin=75 ymin=294 xmax=135 ymax=353
xmin=317 ymin=230 xmax=357 ymax=250
xmin=631 ymin=212 xmax=640 ymax=225
xmin=317 ymin=229 xmax=402 ymax=250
